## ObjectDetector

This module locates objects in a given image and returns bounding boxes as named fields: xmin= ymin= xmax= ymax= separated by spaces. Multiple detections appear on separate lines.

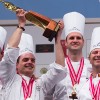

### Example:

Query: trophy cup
xmin=0 ymin=0 xmax=60 ymax=41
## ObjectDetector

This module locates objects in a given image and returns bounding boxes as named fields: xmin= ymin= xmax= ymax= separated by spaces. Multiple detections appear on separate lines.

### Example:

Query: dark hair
xmin=17 ymin=56 xmax=20 ymax=63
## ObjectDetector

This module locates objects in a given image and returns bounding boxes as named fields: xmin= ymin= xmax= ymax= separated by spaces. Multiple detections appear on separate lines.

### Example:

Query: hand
xmin=55 ymin=20 xmax=64 ymax=42
xmin=16 ymin=9 xmax=27 ymax=27
xmin=58 ymin=20 xmax=64 ymax=33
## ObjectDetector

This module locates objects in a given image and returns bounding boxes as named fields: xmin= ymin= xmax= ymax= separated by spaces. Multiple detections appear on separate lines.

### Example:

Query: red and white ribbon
xmin=22 ymin=77 xmax=34 ymax=100
xmin=89 ymin=74 xmax=100 ymax=100
xmin=66 ymin=56 xmax=84 ymax=86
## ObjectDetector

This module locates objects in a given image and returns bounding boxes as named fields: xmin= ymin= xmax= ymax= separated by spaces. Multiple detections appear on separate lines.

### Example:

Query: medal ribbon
xmin=89 ymin=74 xmax=100 ymax=100
xmin=22 ymin=76 xmax=34 ymax=100
xmin=66 ymin=56 xmax=84 ymax=86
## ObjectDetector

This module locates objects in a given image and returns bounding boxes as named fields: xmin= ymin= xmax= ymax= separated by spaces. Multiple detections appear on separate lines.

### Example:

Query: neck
xmin=92 ymin=66 xmax=100 ymax=78
xmin=18 ymin=72 xmax=33 ymax=78
xmin=68 ymin=50 xmax=83 ymax=62
xmin=25 ymin=74 xmax=33 ymax=78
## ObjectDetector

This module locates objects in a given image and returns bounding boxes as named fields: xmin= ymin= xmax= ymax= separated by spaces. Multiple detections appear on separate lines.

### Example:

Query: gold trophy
xmin=0 ymin=0 xmax=60 ymax=41
xmin=69 ymin=84 xmax=78 ymax=100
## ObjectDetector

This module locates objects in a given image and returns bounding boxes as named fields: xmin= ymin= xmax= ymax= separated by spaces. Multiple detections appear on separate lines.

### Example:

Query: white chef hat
xmin=18 ymin=33 xmax=34 ymax=57
xmin=63 ymin=12 xmax=85 ymax=38
xmin=0 ymin=26 xmax=7 ymax=50
xmin=90 ymin=27 xmax=100 ymax=54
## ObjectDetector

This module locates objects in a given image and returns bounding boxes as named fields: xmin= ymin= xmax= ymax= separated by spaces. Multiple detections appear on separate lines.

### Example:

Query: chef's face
xmin=89 ymin=48 xmax=100 ymax=67
xmin=16 ymin=52 xmax=35 ymax=77
xmin=65 ymin=32 xmax=84 ymax=52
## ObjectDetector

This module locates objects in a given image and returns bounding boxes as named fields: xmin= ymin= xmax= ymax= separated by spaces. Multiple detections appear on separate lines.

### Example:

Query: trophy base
xmin=43 ymin=20 xmax=59 ymax=41
xmin=43 ymin=28 xmax=58 ymax=41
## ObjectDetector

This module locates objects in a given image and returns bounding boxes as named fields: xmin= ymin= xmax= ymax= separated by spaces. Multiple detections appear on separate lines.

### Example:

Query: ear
xmin=83 ymin=39 xmax=84 ymax=44
xmin=82 ymin=38 xmax=84 ymax=45
xmin=16 ymin=62 xmax=19 ymax=68
xmin=65 ymin=40 xmax=68 ymax=47
xmin=0 ymin=46 xmax=4 ymax=59
xmin=88 ymin=54 xmax=92 ymax=64
xmin=0 ymin=47 xmax=4 ymax=61
xmin=88 ymin=56 xmax=90 ymax=60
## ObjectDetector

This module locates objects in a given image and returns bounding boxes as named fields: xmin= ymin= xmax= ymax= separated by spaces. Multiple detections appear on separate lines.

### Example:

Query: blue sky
xmin=0 ymin=0 xmax=100 ymax=20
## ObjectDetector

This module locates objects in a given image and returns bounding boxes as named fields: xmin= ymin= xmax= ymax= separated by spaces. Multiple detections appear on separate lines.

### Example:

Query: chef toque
xmin=63 ymin=12 xmax=85 ymax=38
xmin=90 ymin=27 xmax=100 ymax=54
xmin=18 ymin=32 xmax=34 ymax=57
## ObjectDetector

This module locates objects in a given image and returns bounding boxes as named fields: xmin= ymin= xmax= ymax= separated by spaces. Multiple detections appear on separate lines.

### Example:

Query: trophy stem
xmin=25 ymin=11 xmax=47 ymax=29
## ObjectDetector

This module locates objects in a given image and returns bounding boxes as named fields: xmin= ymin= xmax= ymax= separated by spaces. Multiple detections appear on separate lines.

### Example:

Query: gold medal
xmin=26 ymin=97 xmax=32 ymax=100
xmin=69 ymin=84 xmax=78 ymax=99
xmin=69 ymin=91 xmax=78 ymax=99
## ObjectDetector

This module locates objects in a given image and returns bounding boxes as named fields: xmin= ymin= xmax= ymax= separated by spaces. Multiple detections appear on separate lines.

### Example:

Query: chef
xmin=78 ymin=27 xmax=100 ymax=100
xmin=45 ymin=12 xmax=92 ymax=100
xmin=0 ymin=9 xmax=67 ymax=100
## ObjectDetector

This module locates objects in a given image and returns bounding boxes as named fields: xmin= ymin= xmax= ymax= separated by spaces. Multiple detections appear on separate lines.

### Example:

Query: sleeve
xmin=53 ymin=79 xmax=68 ymax=100
xmin=0 ymin=47 xmax=19 ymax=85
xmin=40 ymin=62 xmax=67 ymax=94
xmin=44 ymin=87 xmax=54 ymax=100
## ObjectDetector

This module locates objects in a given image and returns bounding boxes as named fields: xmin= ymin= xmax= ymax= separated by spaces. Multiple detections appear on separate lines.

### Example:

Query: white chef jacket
xmin=78 ymin=75 xmax=100 ymax=100
xmin=0 ymin=47 xmax=67 ymax=100
xmin=44 ymin=58 xmax=92 ymax=100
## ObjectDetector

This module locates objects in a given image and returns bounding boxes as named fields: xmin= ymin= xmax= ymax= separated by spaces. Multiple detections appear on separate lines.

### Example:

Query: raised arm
xmin=8 ymin=9 xmax=26 ymax=48
xmin=0 ymin=9 xmax=27 ymax=84
xmin=55 ymin=21 xmax=65 ymax=67
xmin=40 ymin=21 xmax=66 ymax=95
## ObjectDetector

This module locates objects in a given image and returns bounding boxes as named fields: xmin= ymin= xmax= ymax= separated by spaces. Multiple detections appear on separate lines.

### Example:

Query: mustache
xmin=25 ymin=63 xmax=34 ymax=67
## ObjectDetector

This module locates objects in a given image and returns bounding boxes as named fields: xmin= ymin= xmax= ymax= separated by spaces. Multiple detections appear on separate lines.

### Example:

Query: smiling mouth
xmin=94 ymin=57 xmax=100 ymax=60
xmin=95 ymin=59 xmax=100 ymax=61
xmin=73 ymin=45 xmax=78 ymax=46
xmin=72 ymin=45 xmax=79 ymax=47
xmin=25 ymin=66 xmax=34 ymax=69
xmin=94 ymin=59 xmax=100 ymax=63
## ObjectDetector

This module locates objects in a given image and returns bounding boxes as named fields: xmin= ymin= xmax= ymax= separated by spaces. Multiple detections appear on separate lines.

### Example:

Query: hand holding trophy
xmin=0 ymin=0 xmax=60 ymax=41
